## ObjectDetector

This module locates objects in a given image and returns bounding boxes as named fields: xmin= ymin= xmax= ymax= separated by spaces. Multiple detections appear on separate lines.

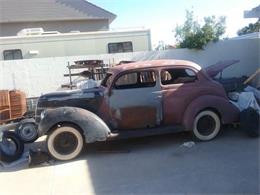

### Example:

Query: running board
xmin=107 ymin=125 xmax=184 ymax=141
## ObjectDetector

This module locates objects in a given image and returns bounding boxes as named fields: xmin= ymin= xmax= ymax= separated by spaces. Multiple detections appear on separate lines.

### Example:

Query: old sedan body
xmin=36 ymin=60 xmax=239 ymax=160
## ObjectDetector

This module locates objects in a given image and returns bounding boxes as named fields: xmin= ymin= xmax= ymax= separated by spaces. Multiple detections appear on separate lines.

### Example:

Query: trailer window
xmin=108 ymin=42 xmax=133 ymax=53
xmin=3 ymin=49 xmax=23 ymax=60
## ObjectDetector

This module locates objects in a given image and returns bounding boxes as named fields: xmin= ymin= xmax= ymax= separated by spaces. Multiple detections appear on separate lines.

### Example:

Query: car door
xmin=160 ymin=67 xmax=199 ymax=125
xmin=108 ymin=69 xmax=162 ymax=130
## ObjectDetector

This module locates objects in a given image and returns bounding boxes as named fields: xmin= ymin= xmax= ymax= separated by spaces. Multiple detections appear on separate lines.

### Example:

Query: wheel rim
xmin=193 ymin=110 xmax=221 ymax=141
xmin=197 ymin=115 xmax=216 ymax=136
xmin=53 ymin=132 xmax=79 ymax=155
xmin=47 ymin=126 xmax=84 ymax=160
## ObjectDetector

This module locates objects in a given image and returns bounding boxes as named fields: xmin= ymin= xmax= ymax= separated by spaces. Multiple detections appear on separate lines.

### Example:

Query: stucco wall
xmin=0 ymin=38 xmax=259 ymax=98
xmin=0 ymin=20 xmax=109 ymax=36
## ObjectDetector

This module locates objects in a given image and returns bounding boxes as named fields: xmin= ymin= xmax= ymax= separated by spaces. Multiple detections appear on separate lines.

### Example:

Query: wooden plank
xmin=243 ymin=68 xmax=260 ymax=85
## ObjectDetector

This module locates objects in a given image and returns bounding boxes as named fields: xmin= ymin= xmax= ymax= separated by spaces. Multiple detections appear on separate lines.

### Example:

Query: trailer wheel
xmin=15 ymin=122 xmax=38 ymax=143
xmin=47 ymin=125 xmax=84 ymax=161
xmin=0 ymin=131 xmax=24 ymax=163
xmin=192 ymin=110 xmax=221 ymax=141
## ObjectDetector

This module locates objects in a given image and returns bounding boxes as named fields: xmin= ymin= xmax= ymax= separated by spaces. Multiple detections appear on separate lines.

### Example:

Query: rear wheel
xmin=192 ymin=110 xmax=221 ymax=141
xmin=47 ymin=125 xmax=84 ymax=161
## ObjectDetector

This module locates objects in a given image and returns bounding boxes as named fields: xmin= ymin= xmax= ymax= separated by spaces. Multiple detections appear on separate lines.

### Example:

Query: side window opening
xmin=115 ymin=72 xmax=138 ymax=89
xmin=161 ymin=68 xmax=197 ymax=85
xmin=139 ymin=71 xmax=156 ymax=87
xmin=115 ymin=70 xmax=156 ymax=89
xmin=3 ymin=49 xmax=23 ymax=60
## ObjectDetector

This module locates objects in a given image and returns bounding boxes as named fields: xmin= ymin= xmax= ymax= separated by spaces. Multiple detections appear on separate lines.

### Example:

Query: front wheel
xmin=47 ymin=125 xmax=84 ymax=161
xmin=192 ymin=110 xmax=221 ymax=141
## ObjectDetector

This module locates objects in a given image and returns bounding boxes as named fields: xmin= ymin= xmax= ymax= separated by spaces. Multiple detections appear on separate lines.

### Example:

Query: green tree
xmin=237 ymin=20 xmax=260 ymax=36
xmin=175 ymin=10 xmax=226 ymax=49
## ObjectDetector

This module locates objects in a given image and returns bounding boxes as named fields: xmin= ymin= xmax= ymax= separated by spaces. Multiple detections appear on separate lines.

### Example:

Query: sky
xmin=88 ymin=0 xmax=259 ymax=47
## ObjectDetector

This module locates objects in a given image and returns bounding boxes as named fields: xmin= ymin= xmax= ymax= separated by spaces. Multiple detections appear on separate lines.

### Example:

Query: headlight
xmin=0 ymin=131 xmax=3 ymax=142
xmin=40 ymin=110 xmax=46 ymax=120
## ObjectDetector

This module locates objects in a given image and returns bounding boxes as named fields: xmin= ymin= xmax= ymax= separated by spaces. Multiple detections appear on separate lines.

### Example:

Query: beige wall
xmin=0 ymin=20 xmax=109 ymax=36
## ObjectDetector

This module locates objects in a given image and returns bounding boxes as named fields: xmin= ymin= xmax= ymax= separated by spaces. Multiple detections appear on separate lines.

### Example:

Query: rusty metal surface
xmin=182 ymin=95 xmax=240 ymax=130
xmin=110 ymin=59 xmax=202 ymax=76
xmin=115 ymin=106 xmax=157 ymax=129
xmin=205 ymin=60 xmax=240 ymax=78
xmin=161 ymin=79 xmax=229 ymax=125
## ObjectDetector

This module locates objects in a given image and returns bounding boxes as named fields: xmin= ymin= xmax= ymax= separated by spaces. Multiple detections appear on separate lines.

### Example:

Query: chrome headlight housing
xmin=40 ymin=110 xmax=46 ymax=120
xmin=0 ymin=131 xmax=3 ymax=142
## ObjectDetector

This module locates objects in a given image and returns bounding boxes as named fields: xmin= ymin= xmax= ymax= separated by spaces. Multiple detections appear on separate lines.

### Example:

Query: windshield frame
xmin=101 ymin=72 xmax=113 ymax=87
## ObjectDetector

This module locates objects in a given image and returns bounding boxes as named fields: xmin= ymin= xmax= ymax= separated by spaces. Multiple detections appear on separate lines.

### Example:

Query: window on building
xmin=108 ymin=42 xmax=133 ymax=53
xmin=114 ymin=70 xmax=156 ymax=89
xmin=3 ymin=49 xmax=23 ymax=60
xmin=161 ymin=68 xmax=197 ymax=85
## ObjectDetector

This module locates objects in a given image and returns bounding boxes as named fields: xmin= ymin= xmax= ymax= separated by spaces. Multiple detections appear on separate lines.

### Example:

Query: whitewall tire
xmin=47 ymin=125 xmax=84 ymax=161
xmin=192 ymin=110 xmax=221 ymax=141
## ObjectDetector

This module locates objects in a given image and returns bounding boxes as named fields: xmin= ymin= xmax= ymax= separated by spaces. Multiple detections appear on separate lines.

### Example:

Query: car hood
xmin=39 ymin=87 xmax=103 ymax=102
xmin=205 ymin=60 xmax=240 ymax=78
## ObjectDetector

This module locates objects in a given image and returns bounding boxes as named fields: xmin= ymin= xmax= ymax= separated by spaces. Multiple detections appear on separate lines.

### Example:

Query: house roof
xmin=0 ymin=0 xmax=116 ymax=23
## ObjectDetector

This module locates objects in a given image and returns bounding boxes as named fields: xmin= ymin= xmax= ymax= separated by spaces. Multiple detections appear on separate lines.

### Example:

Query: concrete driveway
xmin=0 ymin=127 xmax=259 ymax=195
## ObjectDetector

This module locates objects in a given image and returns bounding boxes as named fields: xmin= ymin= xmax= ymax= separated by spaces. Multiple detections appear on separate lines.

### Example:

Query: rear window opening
xmin=161 ymin=68 xmax=197 ymax=85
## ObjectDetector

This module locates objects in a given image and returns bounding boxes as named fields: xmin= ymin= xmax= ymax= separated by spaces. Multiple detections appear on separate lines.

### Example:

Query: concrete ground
xmin=0 ymin=127 xmax=259 ymax=195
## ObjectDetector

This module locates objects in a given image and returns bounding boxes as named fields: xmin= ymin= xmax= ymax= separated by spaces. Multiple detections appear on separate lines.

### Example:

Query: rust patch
xmin=116 ymin=106 xmax=157 ymax=129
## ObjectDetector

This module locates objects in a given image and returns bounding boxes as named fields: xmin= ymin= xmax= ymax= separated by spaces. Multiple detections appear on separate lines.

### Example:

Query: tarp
xmin=231 ymin=92 xmax=260 ymax=113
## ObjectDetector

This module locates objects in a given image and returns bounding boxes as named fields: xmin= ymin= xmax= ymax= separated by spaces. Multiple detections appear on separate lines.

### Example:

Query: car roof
xmin=110 ymin=59 xmax=202 ymax=74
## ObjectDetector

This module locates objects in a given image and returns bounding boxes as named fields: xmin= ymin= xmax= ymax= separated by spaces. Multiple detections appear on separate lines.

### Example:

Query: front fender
xmin=38 ymin=107 xmax=111 ymax=143
xmin=183 ymin=95 xmax=239 ymax=130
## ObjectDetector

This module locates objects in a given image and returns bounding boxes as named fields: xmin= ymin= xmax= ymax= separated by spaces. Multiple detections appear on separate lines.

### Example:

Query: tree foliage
xmin=175 ymin=10 xmax=226 ymax=49
xmin=237 ymin=20 xmax=260 ymax=36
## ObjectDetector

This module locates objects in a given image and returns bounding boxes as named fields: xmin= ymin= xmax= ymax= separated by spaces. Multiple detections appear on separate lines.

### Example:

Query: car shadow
xmin=0 ymin=126 xmax=251 ymax=171
xmin=1 ymin=127 xmax=259 ymax=194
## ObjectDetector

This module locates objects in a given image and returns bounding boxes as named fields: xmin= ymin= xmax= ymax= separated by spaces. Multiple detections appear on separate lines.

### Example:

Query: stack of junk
xmin=227 ymin=68 xmax=260 ymax=137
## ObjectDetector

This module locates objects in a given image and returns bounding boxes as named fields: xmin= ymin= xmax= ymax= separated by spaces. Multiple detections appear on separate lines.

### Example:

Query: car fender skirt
xmin=183 ymin=95 xmax=240 ymax=130
xmin=38 ymin=107 xmax=111 ymax=143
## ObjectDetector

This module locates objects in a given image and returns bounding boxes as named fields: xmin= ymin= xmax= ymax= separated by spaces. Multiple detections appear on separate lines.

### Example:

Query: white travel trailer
xmin=0 ymin=28 xmax=151 ymax=60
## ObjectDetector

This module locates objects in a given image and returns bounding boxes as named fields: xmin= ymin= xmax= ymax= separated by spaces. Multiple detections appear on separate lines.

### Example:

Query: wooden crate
xmin=0 ymin=90 xmax=27 ymax=124
xmin=0 ymin=90 xmax=11 ymax=122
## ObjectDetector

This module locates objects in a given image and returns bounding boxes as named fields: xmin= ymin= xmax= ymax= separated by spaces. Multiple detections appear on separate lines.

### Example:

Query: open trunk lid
xmin=205 ymin=60 xmax=240 ymax=78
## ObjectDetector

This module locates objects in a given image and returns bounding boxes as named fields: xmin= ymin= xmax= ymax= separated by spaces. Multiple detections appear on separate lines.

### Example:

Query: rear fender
xmin=183 ymin=95 xmax=239 ymax=130
xmin=38 ymin=107 xmax=111 ymax=143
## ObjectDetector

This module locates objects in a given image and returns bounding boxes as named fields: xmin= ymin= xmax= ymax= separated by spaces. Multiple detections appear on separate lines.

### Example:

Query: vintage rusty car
xmin=36 ymin=59 xmax=239 ymax=160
